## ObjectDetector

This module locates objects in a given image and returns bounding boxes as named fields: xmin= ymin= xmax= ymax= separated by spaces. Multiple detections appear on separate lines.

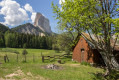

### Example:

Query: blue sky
xmin=0 ymin=0 xmax=60 ymax=33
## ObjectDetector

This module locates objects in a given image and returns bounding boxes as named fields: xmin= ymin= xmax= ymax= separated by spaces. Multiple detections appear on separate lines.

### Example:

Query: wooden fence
xmin=41 ymin=53 xmax=72 ymax=62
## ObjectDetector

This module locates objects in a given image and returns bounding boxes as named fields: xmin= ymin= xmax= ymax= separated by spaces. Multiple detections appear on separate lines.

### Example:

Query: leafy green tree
xmin=4 ymin=31 xmax=12 ymax=47
xmin=46 ymin=36 xmax=52 ymax=50
xmin=40 ymin=36 xmax=47 ymax=49
xmin=22 ymin=49 xmax=28 ymax=62
xmin=0 ymin=38 xmax=4 ymax=47
xmin=52 ymin=0 xmax=119 ymax=74
xmin=0 ymin=32 xmax=5 ymax=47
xmin=23 ymin=43 xmax=27 ymax=48
xmin=0 ymin=23 xmax=9 ymax=33
xmin=53 ymin=32 xmax=74 ymax=51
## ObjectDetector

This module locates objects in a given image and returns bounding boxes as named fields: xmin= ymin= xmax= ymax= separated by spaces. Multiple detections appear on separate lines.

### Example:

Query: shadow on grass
xmin=91 ymin=70 xmax=119 ymax=80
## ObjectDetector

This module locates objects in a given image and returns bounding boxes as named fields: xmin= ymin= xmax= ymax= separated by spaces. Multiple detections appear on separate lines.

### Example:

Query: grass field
xmin=0 ymin=48 xmax=105 ymax=80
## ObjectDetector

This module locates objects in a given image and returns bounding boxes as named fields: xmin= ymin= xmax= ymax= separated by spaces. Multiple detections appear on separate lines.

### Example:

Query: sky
xmin=0 ymin=0 xmax=64 ymax=33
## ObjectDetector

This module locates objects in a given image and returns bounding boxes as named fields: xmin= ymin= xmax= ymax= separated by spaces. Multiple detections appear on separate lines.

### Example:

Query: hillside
xmin=0 ymin=23 xmax=9 ymax=33
xmin=11 ymin=23 xmax=45 ymax=36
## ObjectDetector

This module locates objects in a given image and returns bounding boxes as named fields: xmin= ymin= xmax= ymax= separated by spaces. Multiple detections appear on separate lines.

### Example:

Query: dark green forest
xmin=0 ymin=23 xmax=52 ymax=49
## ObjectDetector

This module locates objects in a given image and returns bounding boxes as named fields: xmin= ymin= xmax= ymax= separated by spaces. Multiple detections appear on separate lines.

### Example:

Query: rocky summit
xmin=11 ymin=23 xmax=45 ymax=36
xmin=34 ymin=12 xmax=52 ymax=34
xmin=11 ymin=12 xmax=52 ymax=36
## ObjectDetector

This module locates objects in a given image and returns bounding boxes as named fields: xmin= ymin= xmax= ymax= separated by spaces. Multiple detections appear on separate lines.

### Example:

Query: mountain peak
xmin=11 ymin=23 xmax=45 ymax=36
xmin=34 ymin=12 xmax=52 ymax=33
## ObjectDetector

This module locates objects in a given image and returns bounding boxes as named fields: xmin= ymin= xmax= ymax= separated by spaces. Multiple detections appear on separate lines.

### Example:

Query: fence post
xmin=4 ymin=54 xmax=9 ymax=63
xmin=4 ymin=56 xmax=6 ymax=63
xmin=6 ymin=54 xmax=9 ymax=62
xmin=42 ymin=56 xmax=44 ymax=62
xmin=41 ymin=52 xmax=44 ymax=62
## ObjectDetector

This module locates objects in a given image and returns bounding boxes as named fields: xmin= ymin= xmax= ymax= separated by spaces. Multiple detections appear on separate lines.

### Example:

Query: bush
xmin=55 ymin=49 xmax=60 ymax=53
xmin=65 ymin=47 xmax=70 ymax=54
xmin=54 ymin=47 xmax=60 ymax=53
xmin=81 ymin=61 xmax=91 ymax=66
xmin=105 ymin=70 xmax=119 ymax=80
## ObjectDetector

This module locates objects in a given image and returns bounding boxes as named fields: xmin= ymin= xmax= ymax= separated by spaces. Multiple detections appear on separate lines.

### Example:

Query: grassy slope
xmin=0 ymin=48 xmax=104 ymax=80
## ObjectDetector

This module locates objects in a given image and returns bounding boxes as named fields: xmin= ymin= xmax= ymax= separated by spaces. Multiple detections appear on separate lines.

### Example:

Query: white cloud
xmin=0 ymin=0 xmax=29 ymax=26
xmin=31 ymin=12 xmax=36 ymax=23
xmin=24 ymin=3 xmax=33 ymax=13
xmin=59 ymin=0 xmax=65 ymax=5
xmin=24 ymin=3 xmax=36 ymax=23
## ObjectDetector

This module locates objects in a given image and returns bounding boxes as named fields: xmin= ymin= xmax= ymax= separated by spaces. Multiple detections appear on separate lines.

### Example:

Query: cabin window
xmin=81 ymin=48 xmax=85 ymax=52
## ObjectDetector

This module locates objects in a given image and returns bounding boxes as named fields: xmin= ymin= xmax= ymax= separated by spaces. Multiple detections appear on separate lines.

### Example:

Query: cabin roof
xmin=72 ymin=32 xmax=119 ymax=51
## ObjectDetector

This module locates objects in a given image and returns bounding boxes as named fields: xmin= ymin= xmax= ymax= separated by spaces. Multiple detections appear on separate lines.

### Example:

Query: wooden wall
xmin=72 ymin=37 xmax=94 ymax=63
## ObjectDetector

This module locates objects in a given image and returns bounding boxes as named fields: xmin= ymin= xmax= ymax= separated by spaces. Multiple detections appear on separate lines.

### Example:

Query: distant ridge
xmin=11 ymin=23 xmax=45 ymax=36
xmin=0 ymin=23 xmax=9 ymax=33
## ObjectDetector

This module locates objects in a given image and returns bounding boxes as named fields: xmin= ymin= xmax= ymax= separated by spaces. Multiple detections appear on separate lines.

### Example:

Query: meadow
xmin=0 ymin=48 xmax=104 ymax=80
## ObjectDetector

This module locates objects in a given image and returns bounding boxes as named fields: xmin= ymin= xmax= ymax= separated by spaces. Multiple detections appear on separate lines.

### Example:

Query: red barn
xmin=72 ymin=33 xmax=119 ymax=65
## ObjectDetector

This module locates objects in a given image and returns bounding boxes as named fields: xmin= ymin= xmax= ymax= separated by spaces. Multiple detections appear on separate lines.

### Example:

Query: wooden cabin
xmin=72 ymin=33 xmax=119 ymax=65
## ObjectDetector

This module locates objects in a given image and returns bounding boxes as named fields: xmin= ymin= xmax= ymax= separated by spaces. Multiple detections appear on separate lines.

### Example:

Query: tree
xmin=0 ymin=33 xmax=4 ymax=47
xmin=52 ymin=32 xmax=74 ymax=52
xmin=22 ymin=49 xmax=28 ymax=62
xmin=46 ymin=36 xmax=52 ymax=50
xmin=52 ymin=0 xmax=119 ymax=74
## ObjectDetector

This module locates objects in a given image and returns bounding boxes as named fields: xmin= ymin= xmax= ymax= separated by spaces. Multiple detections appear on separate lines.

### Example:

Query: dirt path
xmin=1 ymin=69 xmax=49 ymax=80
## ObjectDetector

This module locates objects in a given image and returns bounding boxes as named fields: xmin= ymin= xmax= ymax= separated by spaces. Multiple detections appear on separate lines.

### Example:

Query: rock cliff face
xmin=34 ymin=12 xmax=52 ymax=34
xmin=11 ymin=23 xmax=45 ymax=36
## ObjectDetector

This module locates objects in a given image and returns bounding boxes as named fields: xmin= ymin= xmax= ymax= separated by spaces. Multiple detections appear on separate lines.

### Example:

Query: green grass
xmin=0 ymin=48 xmax=104 ymax=80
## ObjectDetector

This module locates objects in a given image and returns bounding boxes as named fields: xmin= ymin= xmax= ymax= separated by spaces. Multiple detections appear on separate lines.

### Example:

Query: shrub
xmin=65 ymin=47 xmax=70 ymax=54
xmin=105 ymin=70 xmax=119 ymax=80
xmin=54 ymin=48 xmax=60 ymax=53
xmin=81 ymin=61 xmax=91 ymax=66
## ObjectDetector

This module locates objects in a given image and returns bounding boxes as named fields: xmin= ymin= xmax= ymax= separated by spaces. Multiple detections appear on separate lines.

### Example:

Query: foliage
xmin=3 ymin=31 xmax=52 ymax=49
xmin=22 ymin=49 xmax=28 ymax=55
xmin=81 ymin=61 xmax=91 ymax=66
xmin=0 ymin=23 xmax=53 ymax=49
xmin=23 ymin=43 xmax=27 ymax=49
xmin=65 ymin=47 xmax=70 ymax=54
xmin=52 ymin=32 xmax=75 ymax=52
xmin=52 ymin=0 xmax=119 ymax=72
xmin=0 ymin=23 xmax=9 ymax=33
xmin=105 ymin=70 xmax=119 ymax=80
xmin=14 ymin=51 xmax=19 ymax=54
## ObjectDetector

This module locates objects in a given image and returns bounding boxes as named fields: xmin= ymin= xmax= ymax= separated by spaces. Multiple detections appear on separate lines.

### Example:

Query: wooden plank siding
xmin=72 ymin=37 xmax=100 ymax=63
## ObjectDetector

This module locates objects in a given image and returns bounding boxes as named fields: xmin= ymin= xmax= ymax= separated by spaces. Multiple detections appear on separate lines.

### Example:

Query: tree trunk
xmin=111 ymin=56 xmax=119 ymax=69
xmin=100 ymin=51 xmax=119 ymax=74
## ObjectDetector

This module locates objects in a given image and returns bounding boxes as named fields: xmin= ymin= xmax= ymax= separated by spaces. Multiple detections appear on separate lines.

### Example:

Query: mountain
xmin=34 ymin=12 xmax=52 ymax=34
xmin=11 ymin=12 xmax=52 ymax=36
xmin=0 ymin=23 xmax=9 ymax=33
xmin=0 ymin=12 xmax=52 ymax=36
xmin=11 ymin=23 xmax=45 ymax=36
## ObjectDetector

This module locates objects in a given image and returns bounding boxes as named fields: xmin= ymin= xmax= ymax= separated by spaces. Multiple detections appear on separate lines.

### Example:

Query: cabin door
xmin=81 ymin=48 xmax=85 ymax=62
